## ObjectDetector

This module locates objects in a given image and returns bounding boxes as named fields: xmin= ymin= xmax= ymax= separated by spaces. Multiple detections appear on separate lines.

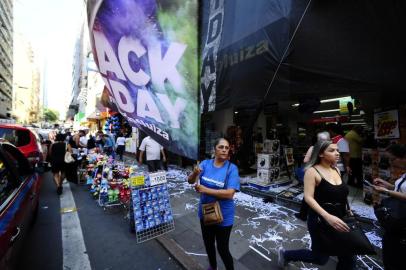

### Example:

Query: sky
xmin=14 ymin=0 xmax=85 ymax=120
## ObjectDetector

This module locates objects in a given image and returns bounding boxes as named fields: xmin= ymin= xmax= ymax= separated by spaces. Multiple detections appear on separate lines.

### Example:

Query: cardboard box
xmin=257 ymin=154 xmax=279 ymax=169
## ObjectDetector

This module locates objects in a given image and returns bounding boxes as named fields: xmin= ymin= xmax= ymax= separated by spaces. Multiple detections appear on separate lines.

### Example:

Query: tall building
xmin=67 ymin=5 xmax=89 ymax=126
xmin=12 ymin=33 xmax=41 ymax=124
xmin=0 ymin=0 xmax=14 ymax=119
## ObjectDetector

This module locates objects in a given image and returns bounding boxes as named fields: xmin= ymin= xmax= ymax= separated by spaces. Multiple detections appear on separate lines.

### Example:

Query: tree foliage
xmin=43 ymin=108 xmax=59 ymax=122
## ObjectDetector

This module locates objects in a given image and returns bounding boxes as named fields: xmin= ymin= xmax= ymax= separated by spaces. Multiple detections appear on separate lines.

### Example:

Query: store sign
xmin=88 ymin=0 xmax=199 ymax=159
xmin=149 ymin=171 xmax=167 ymax=186
xmin=374 ymin=109 xmax=400 ymax=139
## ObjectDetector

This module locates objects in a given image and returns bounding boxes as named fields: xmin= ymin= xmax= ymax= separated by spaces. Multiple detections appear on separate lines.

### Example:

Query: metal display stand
xmin=130 ymin=172 xmax=175 ymax=243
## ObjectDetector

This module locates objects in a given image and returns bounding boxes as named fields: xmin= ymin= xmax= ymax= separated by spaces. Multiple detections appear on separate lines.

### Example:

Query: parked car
xmin=0 ymin=124 xmax=43 ymax=167
xmin=0 ymin=141 xmax=49 ymax=269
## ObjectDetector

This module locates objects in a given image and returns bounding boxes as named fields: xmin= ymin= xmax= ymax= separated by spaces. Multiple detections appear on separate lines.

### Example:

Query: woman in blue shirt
xmin=188 ymin=138 xmax=240 ymax=270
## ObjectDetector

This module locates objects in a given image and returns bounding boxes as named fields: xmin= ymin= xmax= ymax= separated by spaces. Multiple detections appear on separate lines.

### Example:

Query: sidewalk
xmin=158 ymin=168 xmax=384 ymax=270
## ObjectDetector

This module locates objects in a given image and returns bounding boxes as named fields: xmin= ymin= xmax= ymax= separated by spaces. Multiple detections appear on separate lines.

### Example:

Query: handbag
xmin=64 ymin=145 xmax=75 ymax=163
xmin=314 ymin=202 xmax=376 ymax=256
xmin=374 ymin=176 xmax=406 ymax=232
xmin=202 ymin=162 xmax=231 ymax=225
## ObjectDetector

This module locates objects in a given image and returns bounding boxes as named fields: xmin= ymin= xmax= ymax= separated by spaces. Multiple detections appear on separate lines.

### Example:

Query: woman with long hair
xmin=278 ymin=140 xmax=355 ymax=270
xmin=49 ymin=133 xmax=67 ymax=195
xmin=188 ymin=138 xmax=240 ymax=270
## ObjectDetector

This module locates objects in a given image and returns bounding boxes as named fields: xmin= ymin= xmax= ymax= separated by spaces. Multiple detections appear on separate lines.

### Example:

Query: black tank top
xmin=50 ymin=142 xmax=66 ymax=164
xmin=312 ymin=167 xmax=349 ymax=217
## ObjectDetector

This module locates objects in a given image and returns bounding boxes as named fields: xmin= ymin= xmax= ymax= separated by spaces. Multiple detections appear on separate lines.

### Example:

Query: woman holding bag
xmin=278 ymin=140 xmax=356 ymax=270
xmin=188 ymin=138 xmax=240 ymax=270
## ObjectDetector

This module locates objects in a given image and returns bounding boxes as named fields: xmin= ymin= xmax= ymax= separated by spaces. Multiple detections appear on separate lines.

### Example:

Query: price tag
xmin=130 ymin=175 xmax=145 ymax=186
xmin=149 ymin=171 xmax=167 ymax=186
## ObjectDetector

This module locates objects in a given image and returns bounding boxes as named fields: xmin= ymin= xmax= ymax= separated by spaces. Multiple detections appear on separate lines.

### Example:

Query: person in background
xmin=345 ymin=126 xmax=364 ymax=188
xmin=49 ymin=133 xmax=67 ymax=195
xmin=373 ymin=144 xmax=406 ymax=270
xmin=188 ymin=138 xmax=240 ymax=270
xmin=138 ymin=136 xmax=166 ymax=172
xmin=95 ymin=130 xmax=104 ymax=151
xmin=103 ymin=134 xmax=114 ymax=156
xmin=115 ymin=133 xmax=126 ymax=161
xmin=327 ymin=124 xmax=350 ymax=182
xmin=295 ymin=131 xmax=330 ymax=221
xmin=87 ymin=134 xmax=96 ymax=151
xmin=65 ymin=132 xmax=79 ymax=184
xmin=279 ymin=140 xmax=355 ymax=270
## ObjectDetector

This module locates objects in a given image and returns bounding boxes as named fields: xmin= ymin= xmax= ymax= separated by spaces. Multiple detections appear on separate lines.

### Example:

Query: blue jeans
xmin=284 ymin=214 xmax=356 ymax=270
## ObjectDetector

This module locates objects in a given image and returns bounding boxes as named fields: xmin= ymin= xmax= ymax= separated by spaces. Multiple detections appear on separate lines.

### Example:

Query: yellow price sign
xmin=130 ymin=175 xmax=145 ymax=186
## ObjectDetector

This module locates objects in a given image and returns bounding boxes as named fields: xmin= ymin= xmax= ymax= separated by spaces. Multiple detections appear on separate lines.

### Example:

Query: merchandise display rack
xmin=130 ymin=172 xmax=175 ymax=243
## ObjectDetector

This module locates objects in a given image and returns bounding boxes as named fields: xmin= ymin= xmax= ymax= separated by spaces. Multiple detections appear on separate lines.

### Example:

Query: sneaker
xmin=277 ymin=247 xmax=287 ymax=268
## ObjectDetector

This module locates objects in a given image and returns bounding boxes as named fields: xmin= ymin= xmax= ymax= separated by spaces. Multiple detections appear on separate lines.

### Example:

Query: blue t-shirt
xmin=198 ymin=159 xmax=240 ymax=226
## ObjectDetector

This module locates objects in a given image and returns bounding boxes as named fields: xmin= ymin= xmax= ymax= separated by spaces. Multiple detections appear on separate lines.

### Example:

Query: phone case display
xmin=257 ymin=168 xmax=280 ymax=184
xmin=263 ymin=139 xmax=280 ymax=154
xmin=131 ymin=174 xmax=175 ymax=243
xmin=257 ymin=154 xmax=279 ymax=170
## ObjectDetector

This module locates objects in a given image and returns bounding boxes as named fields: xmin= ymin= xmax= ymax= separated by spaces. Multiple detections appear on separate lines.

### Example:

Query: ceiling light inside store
xmin=292 ymin=96 xmax=352 ymax=107
xmin=313 ymin=109 xmax=340 ymax=114
xmin=234 ymin=111 xmax=238 ymax=114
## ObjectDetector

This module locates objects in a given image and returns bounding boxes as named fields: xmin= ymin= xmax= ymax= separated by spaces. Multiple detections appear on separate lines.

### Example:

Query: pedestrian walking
xmin=115 ymin=133 xmax=126 ymax=161
xmin=373 ymin=144 xmax=406 ymax=270
xmin=102 ymin=134 xmax=114 ymax=156
xmin=279 ymin=140 xmax=356 ymax=270
xmin=49 ymin=133 xmax=67 ymax=195
xmin=138 ymin=136 xmax=166 ymax=172
xmin=188 ymin=138 xmax=240 ymax=270
xmin=65 ymin=132 xmax=79 ymax=184
xmin=295 ymin=131 xmax=330 ymax=221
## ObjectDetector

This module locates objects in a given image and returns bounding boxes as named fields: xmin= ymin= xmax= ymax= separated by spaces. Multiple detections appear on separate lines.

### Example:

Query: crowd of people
xmin=44 ymin=126 xmax=405 ymax=270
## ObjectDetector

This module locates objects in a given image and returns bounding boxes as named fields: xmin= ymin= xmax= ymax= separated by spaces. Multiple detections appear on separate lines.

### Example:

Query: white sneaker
xmin=277 ymin=246 xmax=287 ymax=268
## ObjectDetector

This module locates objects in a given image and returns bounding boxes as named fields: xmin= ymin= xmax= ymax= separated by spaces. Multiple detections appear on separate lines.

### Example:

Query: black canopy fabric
xmin=200 ymin=0 xmax=406 ymax=112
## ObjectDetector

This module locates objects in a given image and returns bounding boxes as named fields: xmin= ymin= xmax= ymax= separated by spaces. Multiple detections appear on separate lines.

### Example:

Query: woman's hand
xmin=373 ymin=185 xmax=389 ymax=194
xmin=192 ymin=165 xmax=202 ymax=175
xmin=324 ymin=214 xmax=350 ymax=232
xmin=194 ymin=184 xmax=207 ymax=194
xmin=373 ymin=178 xmax=391 ymax=189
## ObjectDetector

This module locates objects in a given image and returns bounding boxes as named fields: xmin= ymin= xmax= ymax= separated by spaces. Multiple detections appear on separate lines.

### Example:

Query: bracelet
xmin=384 ymin=189 xmax=390 ymax=196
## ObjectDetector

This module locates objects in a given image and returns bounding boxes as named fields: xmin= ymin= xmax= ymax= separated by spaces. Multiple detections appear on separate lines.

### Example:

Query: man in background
xmin=327 ymin=124 xmax=350 ymax=182
xmin=345 ymin=126 xmax=364 ymax=188
xmin=139 ymin=136 xmax=166 ymax=172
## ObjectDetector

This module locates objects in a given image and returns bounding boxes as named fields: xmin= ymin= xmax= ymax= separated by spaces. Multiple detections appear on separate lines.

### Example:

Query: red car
xmin=0 ymin=124 xmax=43 ymax=167
xmin=0 ymin=141 xmax=48 ymax=269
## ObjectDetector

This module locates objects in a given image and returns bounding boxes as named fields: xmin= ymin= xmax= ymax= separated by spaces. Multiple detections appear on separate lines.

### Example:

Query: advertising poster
xmin=88 ymin=0 xmax=199 ymax=159
xmin=374 ymin=109 xmax=400 ymax=139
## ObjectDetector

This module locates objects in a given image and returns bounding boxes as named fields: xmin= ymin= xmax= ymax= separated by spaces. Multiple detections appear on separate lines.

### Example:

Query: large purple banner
xmin=88 ymin=0 xmax=199 ymax=159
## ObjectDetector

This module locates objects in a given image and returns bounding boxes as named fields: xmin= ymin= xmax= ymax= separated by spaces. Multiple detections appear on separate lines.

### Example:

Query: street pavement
xmin=17 ymin=171 xmax=181 ymax=270
xmin=17 ymin=165 xmax=384 ymax=270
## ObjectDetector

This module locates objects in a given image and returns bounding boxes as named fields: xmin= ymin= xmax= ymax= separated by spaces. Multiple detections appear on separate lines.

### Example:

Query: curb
xmin=156 ymin=235 xmax=205 ymax=270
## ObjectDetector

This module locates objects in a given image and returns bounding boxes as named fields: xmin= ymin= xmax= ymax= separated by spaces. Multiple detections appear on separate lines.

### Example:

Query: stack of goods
xmin=251 ymin=139 xmax=280 ymax=189
xmin=86 ymin=155 xmax=132 ymax=208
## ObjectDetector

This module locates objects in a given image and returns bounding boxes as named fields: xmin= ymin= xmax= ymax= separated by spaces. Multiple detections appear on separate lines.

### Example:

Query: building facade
xmin=0 ymin=0 xmax=13 ymax=119
xmin=12 ymin=33 xmax=41 ymax=124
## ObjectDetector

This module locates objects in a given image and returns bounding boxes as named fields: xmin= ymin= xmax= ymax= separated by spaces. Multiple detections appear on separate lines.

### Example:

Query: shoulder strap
xmin=396 ymin=174 xmax=406 ymax=192
xmin=223 ymin=161 xmax=232 ymax=189
xmin=312 ymin=166 xmax=324 ymax=179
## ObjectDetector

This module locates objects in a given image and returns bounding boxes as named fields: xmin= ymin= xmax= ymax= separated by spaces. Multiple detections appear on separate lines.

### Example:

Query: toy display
xmin=84 ymin=152 xmax=174 ymax=242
